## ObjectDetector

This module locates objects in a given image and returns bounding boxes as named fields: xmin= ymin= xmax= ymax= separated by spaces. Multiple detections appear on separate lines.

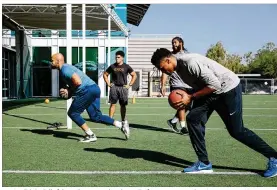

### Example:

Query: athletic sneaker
xmin=264 ymin=157 xmax=277 ymax=178
xmin=79 ymin=134 xmax=97 ymax=142
xmin=183 ymin=161 xmax=213 ymax=173
xmin=180 ymin=127 xmax=189 ymax=135
xmin=167 ymin=119 xmax=179 ymax=133
xmin=121 ymin=120 xmax=130 ymax=140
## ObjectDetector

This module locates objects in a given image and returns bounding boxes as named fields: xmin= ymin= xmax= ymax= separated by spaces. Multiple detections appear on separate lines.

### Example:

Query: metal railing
xmin=149 ymin=76 xmax=277 ymax=97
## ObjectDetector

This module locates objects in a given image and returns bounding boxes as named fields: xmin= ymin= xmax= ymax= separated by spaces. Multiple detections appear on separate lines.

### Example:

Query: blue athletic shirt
xmin=60 ymin=64 xmax=95 ymax=95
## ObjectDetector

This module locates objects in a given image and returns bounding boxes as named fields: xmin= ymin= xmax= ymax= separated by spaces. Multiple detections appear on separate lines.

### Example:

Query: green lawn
xmin=2 ymin=95 xmax=277 ymax=187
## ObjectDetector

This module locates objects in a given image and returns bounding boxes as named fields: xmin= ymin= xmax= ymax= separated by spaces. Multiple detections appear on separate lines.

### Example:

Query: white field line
xmin=3 ymin=113 xmax=277 ymax=117
xmin=8 ymin=106 xmax=277 ymax=109
xmin=2 ymin=170 xmax=259 ymax=176
xmin=2 ymin=127 xmax=277 ymax=131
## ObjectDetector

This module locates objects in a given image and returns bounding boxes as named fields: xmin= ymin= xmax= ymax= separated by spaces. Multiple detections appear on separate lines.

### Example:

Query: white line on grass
xmin=2 ymin=170 xmax=259 ymax=175
xmin=2 ymin=127 xmax=119 ymax=129
xmin=3 ymin=113 xmax=277 ymax=117
xmin=2 ymin=127 xmax=277 ymax=131
xmin=11 ymin=106 xmax=277 ymax=109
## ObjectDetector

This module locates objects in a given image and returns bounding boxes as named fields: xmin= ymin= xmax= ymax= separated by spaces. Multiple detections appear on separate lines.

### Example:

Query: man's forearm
xmin=191 ymin=86 xmax=216 ymax=99
xmin=161 ymin=73 xmax=168 ymax=87
xmin=129 ymin=75 xmax=137 ymax=86
xmin=103 ymin=75 xmax=111 ymax=86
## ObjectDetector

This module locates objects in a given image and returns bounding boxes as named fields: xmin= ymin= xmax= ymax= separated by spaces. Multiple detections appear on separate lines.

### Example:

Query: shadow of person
xmin=20 ymin=129 xmax=126 ymax=141
xmin=83 ymin=119 xmax=172 ymax=133
xmin=84 ymin=147 xmax=264 ymax=175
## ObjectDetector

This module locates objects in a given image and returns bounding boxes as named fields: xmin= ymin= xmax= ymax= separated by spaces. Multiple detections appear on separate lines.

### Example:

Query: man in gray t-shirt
xmin=160 ymin=37 xmax=191 ymax=135
xmin=151 ymin=48 xmax=277 ymax=177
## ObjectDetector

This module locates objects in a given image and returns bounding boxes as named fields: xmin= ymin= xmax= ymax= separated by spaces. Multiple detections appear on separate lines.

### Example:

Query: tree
xmin=206 ymin=41 xmax=277 ymax=77
xmin=243 ymin=52 xmax=254 ymax=65
xmin=248 ymin=42 xmax=277 ymax=78
xmin=206 ymin=41 xmax=246 ymax=73
xmin=223 ymin=54 xmax=246 ymax=74
xmin=206 ymin=41 xmax=226 ymax=64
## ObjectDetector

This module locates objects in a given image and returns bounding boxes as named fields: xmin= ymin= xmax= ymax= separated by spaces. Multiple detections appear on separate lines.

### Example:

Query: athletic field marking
xmin=3 ymin=113 xmax=277 ymax=117
xmin=12 ymin=106 xmax=277 ymax=110
xmin=2 ymin=170 xmax=259 ymax=176
xmin=2 ymin=127 xmax=119 ymax=129
xmin=3 ymin=127 xmax=277 ymax=131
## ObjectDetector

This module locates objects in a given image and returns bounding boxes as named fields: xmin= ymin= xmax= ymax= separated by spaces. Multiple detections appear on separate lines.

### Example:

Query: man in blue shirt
xmin=51 ymin=53 xmax=130 ymax=142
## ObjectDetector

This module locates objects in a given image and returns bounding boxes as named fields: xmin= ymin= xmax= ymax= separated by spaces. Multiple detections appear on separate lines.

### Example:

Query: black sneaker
xmin=180 ymin=127 xmax=189 ymax=135
xmin=167 ymin=119 xmax=180 ymax=133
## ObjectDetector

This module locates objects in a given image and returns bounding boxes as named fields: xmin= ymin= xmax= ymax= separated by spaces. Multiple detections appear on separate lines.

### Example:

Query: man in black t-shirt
xmin=103 ymin=51 xmax=137 ymax=137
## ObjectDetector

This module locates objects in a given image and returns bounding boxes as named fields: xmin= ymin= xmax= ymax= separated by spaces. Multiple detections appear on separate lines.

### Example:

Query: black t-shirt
xmin=106 ymin=63 xmax=134 ymax=86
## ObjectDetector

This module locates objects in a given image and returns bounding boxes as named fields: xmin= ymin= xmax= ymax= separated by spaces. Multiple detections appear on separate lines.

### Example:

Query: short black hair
xmin=116 ymin=50 xmax=125 ymax=58
xmin=151 ymin=48 xmax=172 ymax=69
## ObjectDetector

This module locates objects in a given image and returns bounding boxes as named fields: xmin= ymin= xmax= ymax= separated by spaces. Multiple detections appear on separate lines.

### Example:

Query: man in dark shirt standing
xmin=104 ymin=51 xmax=137 ymax=138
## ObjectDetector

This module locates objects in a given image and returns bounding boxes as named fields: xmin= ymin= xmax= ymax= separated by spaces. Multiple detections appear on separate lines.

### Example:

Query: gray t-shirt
xmin=175 ymin=53 xmax=240 ymax=94
xmin=169 ymin=51 xmax=192 ymax=89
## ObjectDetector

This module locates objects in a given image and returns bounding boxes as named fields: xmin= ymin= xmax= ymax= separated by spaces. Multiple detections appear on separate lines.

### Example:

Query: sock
xmin=114 ymin=120 xmax=122 ymax=128
xmin=85 ymin=128 xmax=93 ymax=136
xmin=202 ymin=161 xmax=210 ymax=165
xmin=171 ymin=117 xmax=179 ymax=124
xmin=180 ymin=121 xmax=186 ymax=128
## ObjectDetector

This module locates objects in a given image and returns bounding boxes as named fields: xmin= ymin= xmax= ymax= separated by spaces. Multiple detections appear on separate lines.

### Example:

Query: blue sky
xmin=129 ymin=4 xmax=277 ymax=56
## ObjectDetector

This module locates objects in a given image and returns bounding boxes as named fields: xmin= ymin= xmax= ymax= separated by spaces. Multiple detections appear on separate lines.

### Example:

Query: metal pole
xmin=107 ymin=7 xmax=111 ymax=99
xmin=66 ymin=4 xmax=72 ymax=129
xmin=82 ymin=4 xmax=86 ymax=74
xmin=125 ymin=35 xmax=128 ymax=63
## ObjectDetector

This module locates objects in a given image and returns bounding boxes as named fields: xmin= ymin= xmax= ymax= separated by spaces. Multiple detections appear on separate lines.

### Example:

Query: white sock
xmin=85 ymin=128 xmax=93 ymax=136
xmin=114 ymin=121 xmax=122 ymax=128
xmin=171 ymin=117 xmax=179 ymax=124
xmin=180 ymin=121 xmax=186 ymax=128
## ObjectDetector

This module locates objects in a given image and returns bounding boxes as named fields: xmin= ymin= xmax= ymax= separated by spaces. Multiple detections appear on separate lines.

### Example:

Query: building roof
xmin=2 ymin=4 xmax=150 ymax=34
xmin=2 ymin=4 xmax=128 ymax=35
xmin=127 ymin=4 xmax=150 ymax=26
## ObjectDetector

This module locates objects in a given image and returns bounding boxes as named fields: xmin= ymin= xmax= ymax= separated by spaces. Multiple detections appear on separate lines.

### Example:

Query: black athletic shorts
xmin=109 ymin=85 xmax=129 ymax=105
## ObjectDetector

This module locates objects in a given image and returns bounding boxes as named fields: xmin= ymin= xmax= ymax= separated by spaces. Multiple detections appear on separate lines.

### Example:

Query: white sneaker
xmin=79 ymin=134 xmax=97 ymax=142
xmin=121 ymin=120 xmax=130 ymax=140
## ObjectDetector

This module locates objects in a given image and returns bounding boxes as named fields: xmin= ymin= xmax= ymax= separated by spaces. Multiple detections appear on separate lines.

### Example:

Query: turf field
xmin=2 ymin=95 xmax=277 ymax=187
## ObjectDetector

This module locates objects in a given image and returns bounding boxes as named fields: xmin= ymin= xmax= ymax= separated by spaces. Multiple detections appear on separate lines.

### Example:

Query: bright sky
xmin=130 ymin=4 xmax=277 ymax=56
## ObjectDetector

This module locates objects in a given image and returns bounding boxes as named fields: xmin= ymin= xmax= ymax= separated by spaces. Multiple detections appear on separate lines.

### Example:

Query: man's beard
xmin=172 ymin=45 xmax=182 ymax=53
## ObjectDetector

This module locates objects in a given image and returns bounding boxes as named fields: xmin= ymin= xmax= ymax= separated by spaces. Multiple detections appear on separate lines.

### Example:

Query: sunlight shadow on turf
xmin=3 ymin=98 xmax=61 ymax=111
xmin=84 ymin=147 xmax=264 ymax=175
xmin=20 ymin=129 xmax=83 ymax=141
xmin=84 ymin=118 xmax=171 ymax=133
xmin=34 ymin=104 xmax=66 ymax=110
xmin=84 ymin=147 xmax=186 ymax=168
xmin=20 ymin=129 xmax=126 ymax=141
xmin=130 ymin=123 xmax=171 ymax=133
xmin=3 ymin=112 xmax=53 ymax=125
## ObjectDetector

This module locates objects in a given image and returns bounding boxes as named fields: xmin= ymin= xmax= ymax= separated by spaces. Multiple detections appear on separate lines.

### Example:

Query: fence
xmin=149 ymin=72 xmax=277 ymax=97
xmin=240 ymin=78 xmax=277 ymax=95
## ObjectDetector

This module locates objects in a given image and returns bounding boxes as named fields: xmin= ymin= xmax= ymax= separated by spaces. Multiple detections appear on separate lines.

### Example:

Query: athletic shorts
xmin=109 ymin=85 xmax=128 ymax=105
